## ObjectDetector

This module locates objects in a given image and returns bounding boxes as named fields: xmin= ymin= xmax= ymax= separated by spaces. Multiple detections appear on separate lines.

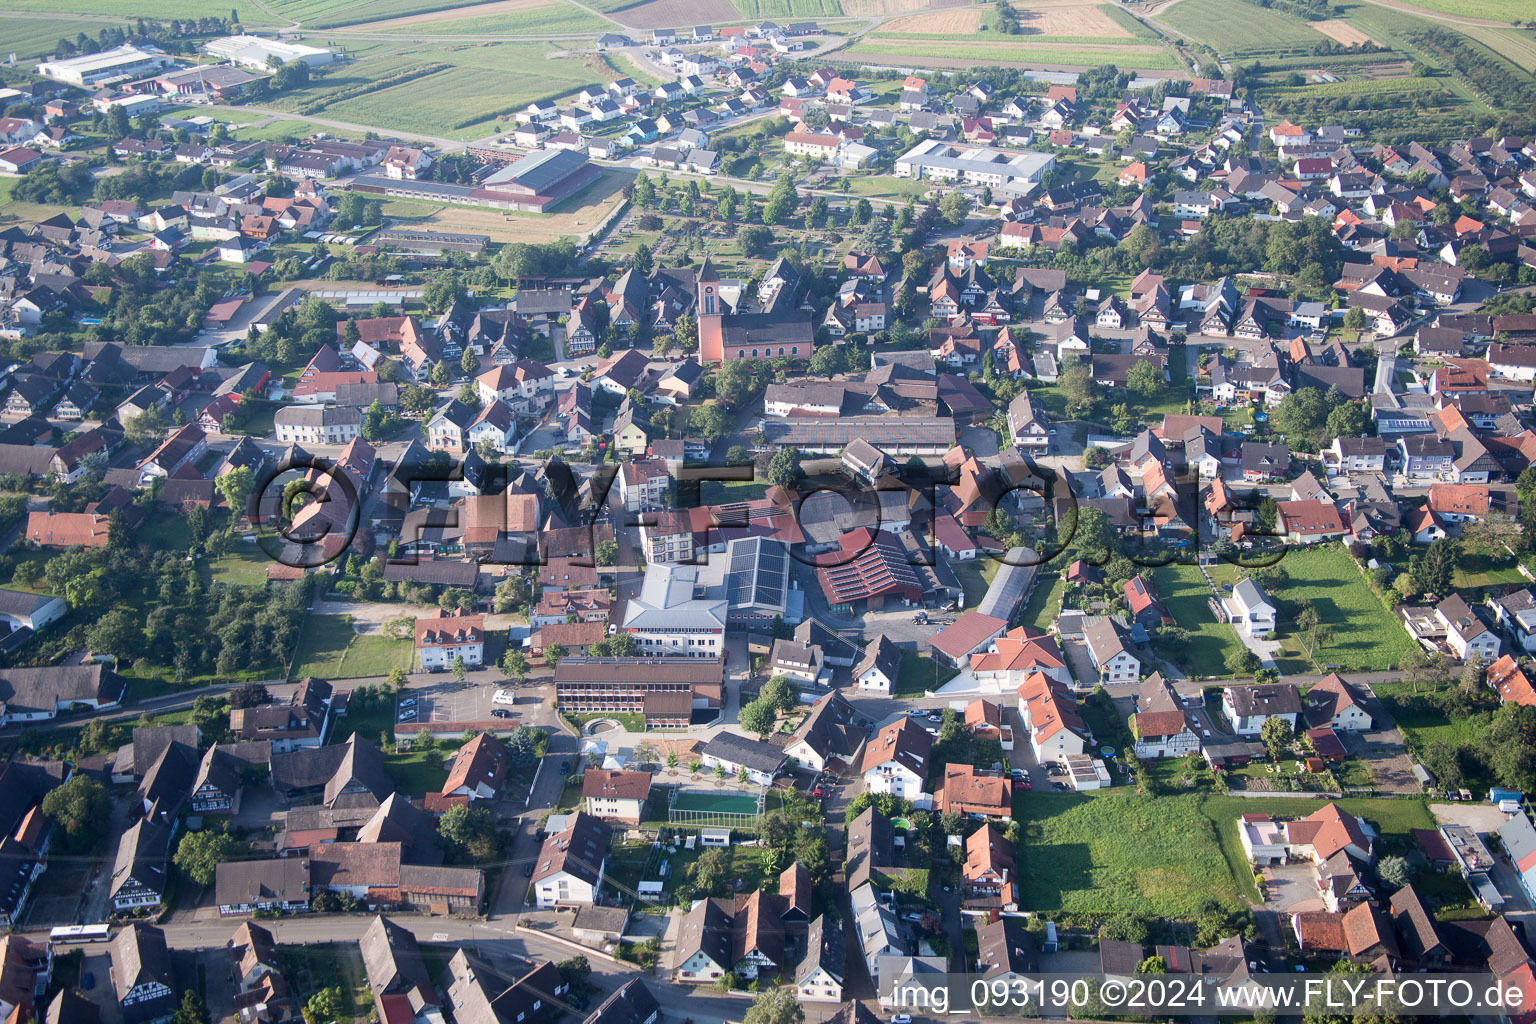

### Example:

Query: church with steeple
xmin=695 ymin=253 xmax=815 ymax=363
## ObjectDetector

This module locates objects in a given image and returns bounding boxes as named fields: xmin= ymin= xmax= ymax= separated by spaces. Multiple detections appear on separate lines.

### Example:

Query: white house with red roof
xmin=860 ymin=718 xmax=932 ymax=808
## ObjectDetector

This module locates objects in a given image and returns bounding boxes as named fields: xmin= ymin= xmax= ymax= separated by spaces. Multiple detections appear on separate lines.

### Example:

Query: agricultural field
xmin=880 ymin=1 xmax=1143 ymax=39
xmin=1312 ymin=19 xmax=1376 ymax=47
xmin=1159 ymin=0 xmax=1318 ymax=57
xmin=0 ymin=15 xmax=132 ymax=58
xmin=1376 ymin=0 xmax=1533 ymax=21
xmin=348 ymin=0 xmax=611 ymax=36
xmin=1454 ymin=25 xmax=1536 ymax=72
xmin=260 ymin=40 xmax=621 ymax=138
xmin=729 ymin=0 xmax=845 ymax=16
xmin=3 ymin=0 xmax=279 ymax=24
xmin=262 ymin=0 xmax=544 ymax=27
xmin=612 ymin=0 xmax=745 ymax=27
xmin=844 ymin=37 xmax=1184 ymax=69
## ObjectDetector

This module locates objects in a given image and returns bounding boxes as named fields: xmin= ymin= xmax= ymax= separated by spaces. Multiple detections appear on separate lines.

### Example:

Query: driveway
xmin=1261 ymin=861 xmax=1324 ymax=913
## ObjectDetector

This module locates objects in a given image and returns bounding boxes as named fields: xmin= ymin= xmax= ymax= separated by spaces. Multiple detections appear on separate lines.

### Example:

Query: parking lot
xmin=394 ymin=679 xmax=532 ymax=732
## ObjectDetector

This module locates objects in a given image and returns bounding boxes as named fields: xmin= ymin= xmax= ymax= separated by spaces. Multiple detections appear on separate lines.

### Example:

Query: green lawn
xmin=1374 ymin=686 xmax=1495 ymax=751
xmin=1149 ymin=562 xmax=1246 ymax=678
xmin=1016 ymin=790 xmax=1433 ymax=918
xmin=290 ymin=614 xmax=413 ymax=679
xmin=0 ymin=15 xmax=132 ymax=57
xmin=1451 ymin=546 xmax=1527 ymax=589
xmin=730 ymin=0 xmax=842 ymax=16
xmin=333 ymin=701 xmax=394 ymax=746
xmin=372 ymin=2 xmax=610 ymax=34
xmin=383 ymin=750 xmax=449 ymax=794
xmin=1264 ymin=547 xmax=1414 ymax=673
xmin=1018 ymin=577 xmax=1065 ymax=633
xmin=1015 ymin=791 xmax=1246 ymax=917
xmin=895 ymin=651 xmax=959 ymax=696
xmin=209 ymin=547 xmax=273 ymax=587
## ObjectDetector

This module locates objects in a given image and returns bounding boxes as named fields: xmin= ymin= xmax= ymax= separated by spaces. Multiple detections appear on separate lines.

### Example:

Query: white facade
xmin=862 ymin=758 xmax=930 ymax=809
xmin=534 ymin=864 xmax=602 ymax=908
xmin=855 ymin=662 xmax=893 ymax=693
xmin=418 ymin=637 xmax=484 ymax=671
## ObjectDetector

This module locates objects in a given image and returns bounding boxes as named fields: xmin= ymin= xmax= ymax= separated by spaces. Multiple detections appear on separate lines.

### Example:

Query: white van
xmin=493 ymin=689 xmax=517 ymax=705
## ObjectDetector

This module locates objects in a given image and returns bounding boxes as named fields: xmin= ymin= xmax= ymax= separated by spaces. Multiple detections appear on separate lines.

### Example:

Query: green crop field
xmin=1159 ymin=0 xmax=1317 ymax=56
xmin=263 ymin=0 xmax=537 ymax=27
xmin=1383 ymin=0 xmax=1532 ymax=21
xmin=3 ymin=0 xmax=279 ymax=25
xmin=366 ymin=4 xmax=611 ymax=36
xmin=1149 ymin=562 xmax=1246 ymax=679
xmin=731 ymin=0 xmax=844 ymax=17
xmin=256 ymin=41 xmax=613 ymax=138
xmin=0 ymin=15 xmax=132 ymax=58
xmin=291 ymin=614 xmax=413 ymax=679
xmin=845 ymin=38 xmax=1184 ymax=69
xmin=1454 ymin=25 xmax=1536 ymax=70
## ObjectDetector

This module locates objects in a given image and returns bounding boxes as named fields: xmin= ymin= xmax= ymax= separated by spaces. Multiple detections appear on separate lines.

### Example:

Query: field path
xmin=249 ymin=0 xmax=302 ymax=29
xmin=204 ymin=102 xmax=467 ymax=149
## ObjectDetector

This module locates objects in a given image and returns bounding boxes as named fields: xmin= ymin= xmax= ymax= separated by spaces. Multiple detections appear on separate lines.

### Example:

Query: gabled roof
xmin=860 ymin=717 xmax=931 ymax=778
xmin=531 ymin=811 xmax=611 ymax=886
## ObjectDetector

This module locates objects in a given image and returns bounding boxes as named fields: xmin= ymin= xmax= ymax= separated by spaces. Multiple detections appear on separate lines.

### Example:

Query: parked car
xmin=491 ymin=708 xmax=514 ymax=719
xmin=399 ymin=698 xmax=416 ymax=708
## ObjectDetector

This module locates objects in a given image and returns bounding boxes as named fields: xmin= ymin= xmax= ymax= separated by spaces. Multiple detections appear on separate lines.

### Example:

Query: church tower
xmin=696 ymin=253 xmax=719 ymax=317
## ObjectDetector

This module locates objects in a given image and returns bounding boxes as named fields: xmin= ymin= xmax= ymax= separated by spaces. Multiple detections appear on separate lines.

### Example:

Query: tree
xmin=173 ymin=991 xmax=210 ymax=1024
xmin=938 ymin=190 xmax=970 ymax=227
xmin=216 ymin=466 xmax=254 ymax=518
xmin=173 ymin=828 xmax=241 ymax=887
xmin=739 ymin=698 xmax=777 ymax=736
xmin=1343 ymin=306 xmax=1369 ymax=331
xmin=742 ymin=985 xmax=804 ymax=1024
xmin=688 ymin=847 xmax=730 ymax=895
xmin=1377 ymin=854 xmax=1411 ymax=890
xmin=632 ymin=242 xmax=653 ymax=276
xmin=763 ymin=448 xmax=803 ymax=488
xmin=737 ymin=224 xmax=774 ymax=258
xmin=808 ymin=345 xmax=844 ymax=378
xmin=502 ymin=648 xmax=528 ymax=680
xmin=545 ymin=643 xmax=567 ymax=668
xmin=1273 ymin=387 xmax=1329 ymax=441
xmin=1057 ymin=360 xmax=1097 ymax=414
xmin=125 ymin=405 xmax=167 ymax=446
xmin=439 ymin=804 xmax=500 ymax=861
xmin=555 ymin=956 xmax=591 ymax=994
xmin=1460 ymin=653 xmax=1485 ymax=697
xmin=303 ymin=988 xmax=344 ymax=1024
xmin=1227 ymin=647 xmax=1260 ymax=677
xmin=41 ymin=775 xmax=109 ymax=852
xmin=1126 ymin=359 xmax=1161 ymax=397
xmin=759 ymin=675 xmax=800 ymax=712
xmin=1137 ymin=955 xmax=1169 ymax=974
xmin=688 ymin=404 xmax=733 ymax=441
xmin=460 ymin=348 xmax=479 ymax=378
xmin=1260 ymin=715 xmax=1293 ymax=760
xmin=595 ymin=538 xmax=619 ymax=566
xmin=229 ymin=683 xmax=270 ymax=709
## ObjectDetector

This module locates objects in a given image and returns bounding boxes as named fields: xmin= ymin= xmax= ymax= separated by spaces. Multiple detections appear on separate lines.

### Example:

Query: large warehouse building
xmin=350 ymin=147 xmax=599 ymax=213
xmin=36 ymin=44 xmax=174 ymax=86
xmin=203 ymin=35 xmax=334 ymax=70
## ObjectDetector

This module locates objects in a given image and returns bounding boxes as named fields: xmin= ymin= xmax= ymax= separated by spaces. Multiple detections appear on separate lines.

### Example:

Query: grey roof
xmin=532 ymin=810 xmax=611 ymax=887
xmin=582 ymin=979 xmax=660 ymax=1024
xmin=977 ymin=549 xmax=1037 ymax=620
xmin=1225 ymin=683 xmax=1302 ymax=718
xmin=214 ymin=856 xmax=310 ymax=908
xmin=622 ymin=563 xmax=726 ymax=632
xmin=1232 ymin=577 xmax=1271 ymax=612
xmin=700 ymin=731 xmax=787 ymax=774
xmin=361 ymin=915 xmax=439 ymax=1015
xmin=795 ymin=913 xmax=845 ymax=986
xmin=110 ymin=818 xmax=169 ymax=904
xmin=853 ymin=634 xmax=902 ymax=684
xmin=110 ymin=923 xmax=173 ymax=1010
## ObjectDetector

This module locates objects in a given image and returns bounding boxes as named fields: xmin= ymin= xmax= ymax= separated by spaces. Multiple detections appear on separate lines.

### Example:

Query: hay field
xmin=842 ymin=0 xmax=966 ymax=14
xmin=1313 ymin=19 xmax=1376 ymax=47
